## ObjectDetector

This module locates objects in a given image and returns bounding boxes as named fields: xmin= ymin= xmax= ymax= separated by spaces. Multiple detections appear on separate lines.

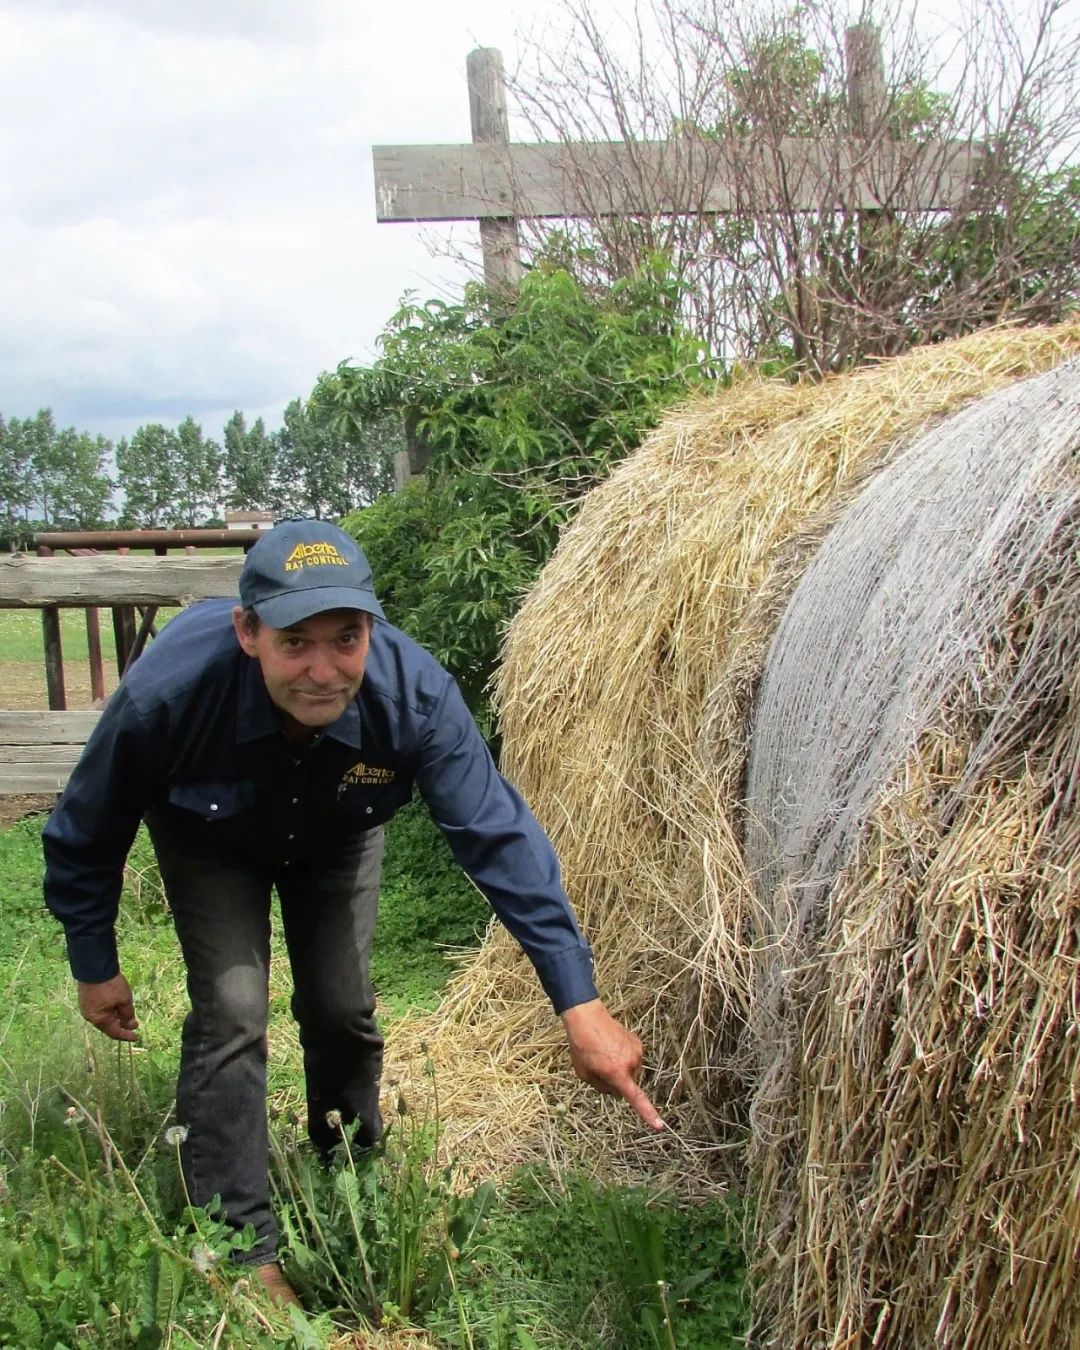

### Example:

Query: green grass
xmin=0 ymin=805 xmax=749 ymax=1348
xmin=426 ymin=1168 xmax=747 ymax=1348
xmin=2 ymin=607 xmax=105 ymax=665
xmin=375 ymin=803 xmax=490 ymax=1018
xmin=0 ymin=604 xmax=184 ymax=698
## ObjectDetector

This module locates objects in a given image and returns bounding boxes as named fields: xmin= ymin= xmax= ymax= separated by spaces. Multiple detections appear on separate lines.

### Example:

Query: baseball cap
xmin=239 ymin=519 xmax=385 ymax=628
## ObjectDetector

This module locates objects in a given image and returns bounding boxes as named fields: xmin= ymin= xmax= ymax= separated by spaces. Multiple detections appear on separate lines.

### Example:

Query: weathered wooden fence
xmin=0 ymin=548 xmax=246 ymax=794
xmin=29 ymin=529 xmax=261 ymax=710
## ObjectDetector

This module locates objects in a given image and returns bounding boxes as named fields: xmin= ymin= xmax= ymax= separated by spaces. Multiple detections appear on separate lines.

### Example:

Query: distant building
xmin=225 ymin=510 xmax=274 ymax=532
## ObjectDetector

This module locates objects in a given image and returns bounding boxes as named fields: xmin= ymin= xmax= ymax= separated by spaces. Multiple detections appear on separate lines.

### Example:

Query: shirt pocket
xmin=167 ymin=781 xmax=256 ymax=823
xmin=335 ymin=777 xmax=411 ymax=828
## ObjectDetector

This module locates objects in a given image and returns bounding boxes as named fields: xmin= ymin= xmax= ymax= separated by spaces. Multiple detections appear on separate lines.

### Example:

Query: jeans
xmin=147 ymin=812 xmax=385 ymax=1265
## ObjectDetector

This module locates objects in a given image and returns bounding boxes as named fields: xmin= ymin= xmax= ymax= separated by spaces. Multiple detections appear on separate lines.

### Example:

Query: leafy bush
xmin=341 ymin=479 xmax=456 ymax=632
xmin=375 ymin=800 xmax=491 ymax=1017
xmin=324 ymin=259 xmax=710 ymax=716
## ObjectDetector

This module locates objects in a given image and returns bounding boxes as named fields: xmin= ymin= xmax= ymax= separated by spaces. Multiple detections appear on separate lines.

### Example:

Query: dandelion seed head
xmin=164 ymin=1125 xmax=189 ymax=1146
xmin=325 ymin=1109 xmax=343 ymax=1130
xmin=192 ymin=1242 xmax=219 ymax=1275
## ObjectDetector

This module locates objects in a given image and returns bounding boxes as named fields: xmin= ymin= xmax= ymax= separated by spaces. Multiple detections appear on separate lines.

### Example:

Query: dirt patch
xmin=2 ymin=661 xmax=113 ymax=711
xmin=0 ymin=793 xmax=54 ymax=828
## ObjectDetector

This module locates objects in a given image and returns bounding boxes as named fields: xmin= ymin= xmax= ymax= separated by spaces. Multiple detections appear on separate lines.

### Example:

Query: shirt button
xmin=291 ymin=797 xmax=299 ymax=805
xmin=287 ymin=833 xmax=295 ymax=841
xmin=209 ymin=803 xmax=218 ymax=812
xmin=365 ymin=807 xmax=373 ymax=815
xmin=292 ymin=759 xmax=301 ymax=767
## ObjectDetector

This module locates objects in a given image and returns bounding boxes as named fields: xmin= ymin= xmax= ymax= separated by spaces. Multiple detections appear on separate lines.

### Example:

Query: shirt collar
xmin=234 ymin=656 xmax=363 ymax=749
xmin=322 ymin=697 xmax=363 ymax=749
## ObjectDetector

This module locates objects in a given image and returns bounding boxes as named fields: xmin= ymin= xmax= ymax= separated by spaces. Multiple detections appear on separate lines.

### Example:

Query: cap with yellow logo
xmin=239 ymin=519 xmax=385 ymax=628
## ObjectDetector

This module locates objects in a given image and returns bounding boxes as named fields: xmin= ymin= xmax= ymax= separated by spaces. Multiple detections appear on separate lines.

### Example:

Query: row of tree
xmin=0 ymin=400 xmax=399 ymax=547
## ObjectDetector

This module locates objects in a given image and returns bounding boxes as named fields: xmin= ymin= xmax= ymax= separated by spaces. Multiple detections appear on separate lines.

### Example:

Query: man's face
xmin=232 ymin=607 xmax=371 ymax=737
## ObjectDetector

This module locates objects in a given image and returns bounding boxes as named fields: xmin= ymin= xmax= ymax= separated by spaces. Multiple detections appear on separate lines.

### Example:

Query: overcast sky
xmin=4 ymin=1 xmax=1072 ymax=449
xmin=0 ymin=0 xmax=597 ymax=444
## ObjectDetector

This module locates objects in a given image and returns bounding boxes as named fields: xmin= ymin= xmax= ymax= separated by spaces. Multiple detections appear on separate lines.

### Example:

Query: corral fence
xmin=0 ymin=529 xmax=256 ymax=794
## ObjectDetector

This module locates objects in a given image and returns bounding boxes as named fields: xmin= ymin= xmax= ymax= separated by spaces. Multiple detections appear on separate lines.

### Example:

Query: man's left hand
xmin=560 ymin=998 xmax=665 ymax=1131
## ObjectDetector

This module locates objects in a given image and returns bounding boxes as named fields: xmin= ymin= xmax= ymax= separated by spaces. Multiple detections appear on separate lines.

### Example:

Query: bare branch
xmin=492 ymin=0 xmax=1080 ymax=371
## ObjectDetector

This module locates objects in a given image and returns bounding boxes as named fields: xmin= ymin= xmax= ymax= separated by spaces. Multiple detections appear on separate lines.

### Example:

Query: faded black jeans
xmin=147 ymin=812 xmax=385 ymax=1266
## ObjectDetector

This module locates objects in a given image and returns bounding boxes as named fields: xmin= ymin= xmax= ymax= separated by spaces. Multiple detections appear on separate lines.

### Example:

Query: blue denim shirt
xmin=43 ymin=598 xmax=596 ymax=1013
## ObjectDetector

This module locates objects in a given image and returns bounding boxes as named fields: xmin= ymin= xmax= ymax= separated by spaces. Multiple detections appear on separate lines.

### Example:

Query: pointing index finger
xmin=620 ymin=1076 xmax=665 ymax=1132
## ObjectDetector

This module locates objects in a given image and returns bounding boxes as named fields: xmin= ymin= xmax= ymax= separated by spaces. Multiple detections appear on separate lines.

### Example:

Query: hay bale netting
xmin=384 ymin=321 xmax=1080 ymax=1197
xmin=744 ymin=357 xmax=1080 ymax=1348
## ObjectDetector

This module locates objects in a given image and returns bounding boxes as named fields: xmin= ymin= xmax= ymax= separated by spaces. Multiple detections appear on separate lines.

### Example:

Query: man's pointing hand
xmin=560 ymin=998 xmax=665 ymax=1132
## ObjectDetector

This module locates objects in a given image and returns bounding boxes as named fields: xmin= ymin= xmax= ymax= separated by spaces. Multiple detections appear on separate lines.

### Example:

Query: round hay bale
xmin=383 ymin=320 xmax=1080 ymax=1202
xmin=745 ymin=357 xmax=1080 ymax=1347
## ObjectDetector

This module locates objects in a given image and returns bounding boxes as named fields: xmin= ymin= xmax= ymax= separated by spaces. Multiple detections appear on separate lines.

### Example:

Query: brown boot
xmin=254 ymin=1261 xmax=302 ymax=1307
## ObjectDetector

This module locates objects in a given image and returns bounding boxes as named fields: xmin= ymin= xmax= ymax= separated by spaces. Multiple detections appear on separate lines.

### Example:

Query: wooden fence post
xmin=845 ymin=24 xmax=889 ymax=324
xmin=467 ymin=47 xmax=523 ymax=294
xmin=846 ymin=23 xmax=886 ymax=137
xmin=35 ymin=544 xmax=67 ymax=711
xmin=86 ymin=608 xmax=104 ymax=704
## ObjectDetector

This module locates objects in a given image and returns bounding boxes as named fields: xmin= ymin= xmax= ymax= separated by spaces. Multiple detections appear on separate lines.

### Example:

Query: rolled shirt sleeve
xmin=414 ymin=676 xmax=597 ymax=1014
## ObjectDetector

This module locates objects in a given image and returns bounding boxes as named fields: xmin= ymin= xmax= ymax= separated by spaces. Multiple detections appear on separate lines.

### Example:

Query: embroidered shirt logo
xmin=284 ymin=540 xmax=349 ymax=572
xmin=340 ymin=761 xmax=396 ymax=789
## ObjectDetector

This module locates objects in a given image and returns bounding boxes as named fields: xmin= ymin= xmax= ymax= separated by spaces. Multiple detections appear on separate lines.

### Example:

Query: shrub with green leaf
xmin=328 ymin=259 xmax=709 ymax=717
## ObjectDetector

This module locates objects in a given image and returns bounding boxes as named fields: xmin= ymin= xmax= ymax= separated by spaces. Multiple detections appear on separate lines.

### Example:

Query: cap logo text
xmin=284 ymin=541 xmax=349 ymax=572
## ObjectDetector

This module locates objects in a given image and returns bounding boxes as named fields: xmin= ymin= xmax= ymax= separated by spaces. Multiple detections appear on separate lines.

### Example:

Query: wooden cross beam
xmin=373 ymin=136 xmax=981 ymax=221
xmin=373 ymin=34 xmax=983 ymax=293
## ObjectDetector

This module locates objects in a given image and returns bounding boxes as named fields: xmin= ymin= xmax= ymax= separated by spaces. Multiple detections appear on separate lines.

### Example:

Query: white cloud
xmin=0 ymin=0 xmax=549 ymax=441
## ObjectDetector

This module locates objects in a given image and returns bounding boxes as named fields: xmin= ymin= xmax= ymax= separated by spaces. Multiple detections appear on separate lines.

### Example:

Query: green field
xmin=0 ymin=578 xmax=747 ymax=1346
xmin=1 ymin=604 xmax=186 ymax=708
xmin=0 ymin=800 xmax=748 ymax=1348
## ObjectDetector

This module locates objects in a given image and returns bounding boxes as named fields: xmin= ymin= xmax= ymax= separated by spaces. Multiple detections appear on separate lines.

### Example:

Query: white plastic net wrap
xmin=744 ymin=357 xmax=1080 ymax=929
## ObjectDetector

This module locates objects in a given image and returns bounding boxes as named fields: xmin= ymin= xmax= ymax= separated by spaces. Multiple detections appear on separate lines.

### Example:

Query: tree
xmin=0 ymin=409 xmax=112 ymax=538
xmin=271 ymin=399 xmax=339 ymax=520
xmin=116 ymin=424 xmax=181 ymax=527
xmin=338 ymin=411 xmax=398 ymax=512
xmin=0 ymin=415 xmax=33 ymax=547
xmin=274 ymin=396 xmax=398 ymax=519
xmin=502 ymin=0 xmax=1080 ymax=372
xmin=224 ymin=411 xmax=274 ymax=511
xmin=20 ymin=409 xmax=62 ymax=527
xmin=175 ymin=416 xmax=223 ymax=526
xmin=49 ymin=427 xmax=112 ymax=529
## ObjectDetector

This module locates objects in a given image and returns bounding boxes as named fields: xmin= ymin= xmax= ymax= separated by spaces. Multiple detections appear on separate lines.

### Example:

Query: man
xmin=44 ymin=519 xmax=662 ymax=1304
